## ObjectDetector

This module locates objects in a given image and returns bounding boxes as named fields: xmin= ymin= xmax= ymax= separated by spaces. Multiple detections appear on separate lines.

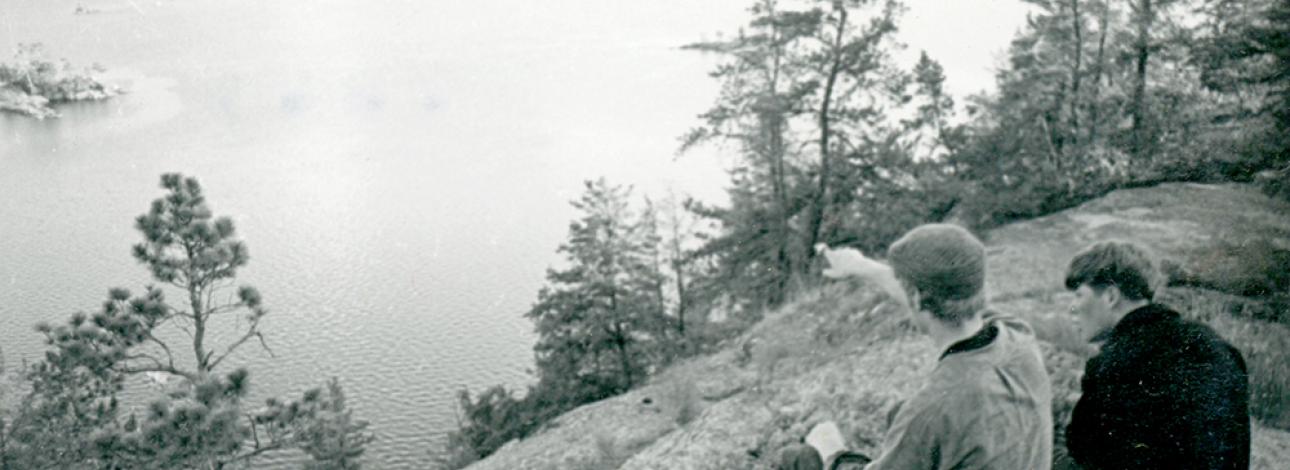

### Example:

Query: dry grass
xmin=663 ymin=380 xmax=700 ymax=427
xmin=565 ymin=435 xmax=629 ymax=470
xmin=1209 ymin=314 xmax=1290 ymax=430
xmin=986 ymin=183 xmax=1290 ymax=438
xmin=469 ymin=183 xmax=1290 ymax=470
xmin=741 ymin=281 xmax=911 ymax=385
xmin=1159 ymin=287 xmax=1290 ymax=430
xmin=592 ymin=435 xmax=620 ymax=466
xmin=1004 ymin=284 xmax=1290 ymax=470
xmin=1026 ymin=311 xmax=1092 ymax=357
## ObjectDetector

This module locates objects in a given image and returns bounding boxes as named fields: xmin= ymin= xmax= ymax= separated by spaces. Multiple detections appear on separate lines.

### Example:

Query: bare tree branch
xmin=144 ymin=332 xmax=177 ymax=369
xmin=165 ymin=302 xmax=197 ymax=320
xmin=206 ymin=304 xmax=244 ymax=316
xmin=123 ymin=353 xmax=166 ymax=369
xmin=121 ymin=363 xmax=198 ymax=383
xmin=175 ymin=322 xmax=196 ymax=341
xmin=225 ymin=438 xmax=290 ymax=467
xmin=256 ymin=332 xmax=276 ymax=358
xmin=204 ymin=284 xmax=215 ymax=317
xmin=208 ymin=321 xmax=271 ymax=370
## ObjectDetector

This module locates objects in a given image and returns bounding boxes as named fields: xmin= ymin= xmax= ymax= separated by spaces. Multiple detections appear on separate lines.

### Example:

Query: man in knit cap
xmin=778 ymin=224 xmax=1053 ymax=470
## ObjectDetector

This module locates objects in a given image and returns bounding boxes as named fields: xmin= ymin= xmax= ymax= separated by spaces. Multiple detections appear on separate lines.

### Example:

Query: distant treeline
xmin=439 ymin=0 xmax=1290 ymax=467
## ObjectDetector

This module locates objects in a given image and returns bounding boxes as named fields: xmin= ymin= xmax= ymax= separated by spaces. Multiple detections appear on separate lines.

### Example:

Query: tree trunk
xmin=672 ymin=257 xmax=687 ymax=337
xmin=756 ymin=98 xmax=792 ymax=306
xmin=662 ymin=198 xmax=688 ymax=338
xmin=186 ymin=244 xmax=210 ymax=376
xmin=1048 ymin=79 xmax=1068 ymax=172
xmin=1132 ymin=0 xmax=1152 ymax=160
xmin=1087 ymin=2 xmax=1110 ymax=145
xmin=766 ymin=17 xmax=794 ymax=306
xmin=1068 ymin=0 xmax=1084 ymax=149
xmin=612 ymin=323 xmax=633 ymax=391
xmin=804 ymin=5 xmax=848 ymax=275
xmin=649 ymin=246 xmax=667 ymax=329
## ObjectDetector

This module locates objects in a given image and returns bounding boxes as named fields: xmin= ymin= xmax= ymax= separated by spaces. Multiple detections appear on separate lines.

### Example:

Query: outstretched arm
xmin=818 ymin=244 xmax=909 ymax=310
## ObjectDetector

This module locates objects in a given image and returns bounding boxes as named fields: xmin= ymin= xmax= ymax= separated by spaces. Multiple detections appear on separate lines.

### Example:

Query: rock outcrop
xmin=0 ymin=87 xmax=58 ymax=119
xmin=0 ymin=74 xmax=118 ymax=119
xmin=467 ymin=183 xmax=1290 ymax=470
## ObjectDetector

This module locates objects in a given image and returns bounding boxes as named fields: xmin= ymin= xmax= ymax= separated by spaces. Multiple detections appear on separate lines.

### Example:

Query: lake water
xmin=0 ymin=0 xmax=735 ymax=466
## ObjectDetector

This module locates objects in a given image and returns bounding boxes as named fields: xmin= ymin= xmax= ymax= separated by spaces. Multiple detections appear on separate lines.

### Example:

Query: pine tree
xmin=647 ymin=191 xmax=711 ymax=349
xmin=299 ymin=378 xmax=376 ymax=470
xmin=909 ymin=51 xmax=959 ymax=161
xmin=3 ymin=174 xmax=373 ymax=468
xmin=683 ymin=0 xmax=910 ymax=307
xmin=946 ymin=0 xmax=1224 ymax=224
xmin=682 ymin=0 xmax=821 ymax=306
xmin=799 ymin=0 xmax=905 ymax=273
xmin=526 ymin=179 xmax=669 ymax=403
xmin=1202 ymin=0 xmax=1290 ymax=162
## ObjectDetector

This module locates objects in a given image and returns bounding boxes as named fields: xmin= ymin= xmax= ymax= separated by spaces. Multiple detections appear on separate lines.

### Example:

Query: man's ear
xmin=1100 ymin=284 xmax=1123 ymax=308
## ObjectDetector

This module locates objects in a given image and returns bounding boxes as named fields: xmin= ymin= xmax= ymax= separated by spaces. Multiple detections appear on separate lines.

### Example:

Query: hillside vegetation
xmin=445 ymin=0 xmax=1290 ymax=466
xmin=465 ymin=182 xmax=1290 ymax=470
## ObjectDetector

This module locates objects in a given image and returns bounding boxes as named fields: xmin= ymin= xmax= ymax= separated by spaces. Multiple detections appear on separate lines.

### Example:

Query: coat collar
xmin=1114 ymin=304 xmax=1180 ymax=331
xmin=940 ymin=322 xmax=999 ymax=361
xmin=1090 ymin=303 xmax=1180 ymax=344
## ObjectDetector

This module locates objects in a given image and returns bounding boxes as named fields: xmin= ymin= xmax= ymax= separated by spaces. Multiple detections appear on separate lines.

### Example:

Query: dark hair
xmin=1064 ymin=241 xmax=1159 ymax=301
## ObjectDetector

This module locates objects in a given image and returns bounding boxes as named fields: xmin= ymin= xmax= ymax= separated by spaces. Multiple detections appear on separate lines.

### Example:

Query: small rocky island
xmin=0 ymin=43 xmax=119 ymax=119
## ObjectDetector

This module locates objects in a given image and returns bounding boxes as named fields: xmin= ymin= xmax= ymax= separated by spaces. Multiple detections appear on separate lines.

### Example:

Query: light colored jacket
xmin=867 ymin=312 xmax=1053 ymax=470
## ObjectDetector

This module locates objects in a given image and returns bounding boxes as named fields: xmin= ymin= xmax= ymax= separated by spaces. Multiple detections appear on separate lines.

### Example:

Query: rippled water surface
xmin=0 ymin=0 xmax=733 ymax=466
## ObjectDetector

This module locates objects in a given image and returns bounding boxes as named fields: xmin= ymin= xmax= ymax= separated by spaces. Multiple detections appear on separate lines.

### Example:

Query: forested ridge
xmin=439 ymin=0 xmax=1290 ymax=467
xmin=3 ymin=0 xmax=1286 ymax=468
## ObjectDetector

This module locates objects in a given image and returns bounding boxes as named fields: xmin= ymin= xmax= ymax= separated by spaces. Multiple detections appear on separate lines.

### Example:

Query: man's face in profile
xmin=1068 ymin=284 xmax=1116 ymax=342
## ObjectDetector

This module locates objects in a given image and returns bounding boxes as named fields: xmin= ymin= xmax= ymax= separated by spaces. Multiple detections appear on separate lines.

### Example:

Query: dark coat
xmin=1067 ymin=304 xmax=1250 ymax=470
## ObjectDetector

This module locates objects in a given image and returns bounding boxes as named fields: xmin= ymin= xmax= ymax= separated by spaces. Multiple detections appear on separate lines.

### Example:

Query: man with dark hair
xmin=780 ymin=224 xmax=1052 ymax=469
xmin=1063 ymin=241 xmax=1250 ymax=469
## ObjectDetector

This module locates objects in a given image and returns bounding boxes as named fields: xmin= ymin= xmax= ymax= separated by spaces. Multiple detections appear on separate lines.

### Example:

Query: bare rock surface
xmin=987 ymin=183 xmax=1290 ymax=300
xmin=467 ymin=183 xmax=1290 ymax=469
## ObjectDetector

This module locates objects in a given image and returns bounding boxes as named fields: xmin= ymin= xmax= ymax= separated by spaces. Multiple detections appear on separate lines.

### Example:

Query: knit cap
xmin=886 ymin=224 xmax=986 ymax=301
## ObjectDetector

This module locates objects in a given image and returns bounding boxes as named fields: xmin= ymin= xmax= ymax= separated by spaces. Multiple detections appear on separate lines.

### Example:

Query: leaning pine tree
xmin=3 ymin=174 xmax=372 ymax=469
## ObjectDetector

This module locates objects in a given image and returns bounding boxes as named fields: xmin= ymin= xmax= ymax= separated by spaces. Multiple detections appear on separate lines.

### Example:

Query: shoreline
xmin=0 ymin=81 xmax=120 ymax=119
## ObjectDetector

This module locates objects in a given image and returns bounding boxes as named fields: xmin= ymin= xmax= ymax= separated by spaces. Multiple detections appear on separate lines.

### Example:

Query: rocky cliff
xmin=468 ymin=182 xmax=1290 ymax=470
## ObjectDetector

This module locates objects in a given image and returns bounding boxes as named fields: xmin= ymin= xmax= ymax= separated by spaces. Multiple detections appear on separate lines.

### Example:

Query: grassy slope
xmin=466 ymin=183 xmax=1290 ymax=470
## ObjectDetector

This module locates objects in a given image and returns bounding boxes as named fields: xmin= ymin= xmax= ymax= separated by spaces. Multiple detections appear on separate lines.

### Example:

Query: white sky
xmin=654 ymin=0 xmax=1038 ymax=199
xmin=1 ymin=0 xmax=1037 ymax=206
xmin=898 ymin=0 xmax=1035 ymax=98
xmin=444 ymin=0 xmax=1040 ymax=203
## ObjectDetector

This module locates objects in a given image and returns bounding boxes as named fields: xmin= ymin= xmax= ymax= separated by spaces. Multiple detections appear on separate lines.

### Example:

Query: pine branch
xmin=143 ymin=332 xmax=177 ymax=369
xmin=120 ymin=362 xmax=197 ymax=383
xmin=168 ymin=307 xmax=197 ymax=320
xmin=206 ymin=303 xmax=245 ymax=316
xmin=122 ymin=352 xmax=167 ymax=369
xmin=208 ymin=321 xmax=271 ymax=370
xmin=226 ymin=438 xmax=291 ymax=467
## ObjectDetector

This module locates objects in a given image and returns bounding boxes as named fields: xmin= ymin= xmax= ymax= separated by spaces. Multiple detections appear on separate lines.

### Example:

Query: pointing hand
xmin=819 ymin=244 xmax=887 ymax=279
